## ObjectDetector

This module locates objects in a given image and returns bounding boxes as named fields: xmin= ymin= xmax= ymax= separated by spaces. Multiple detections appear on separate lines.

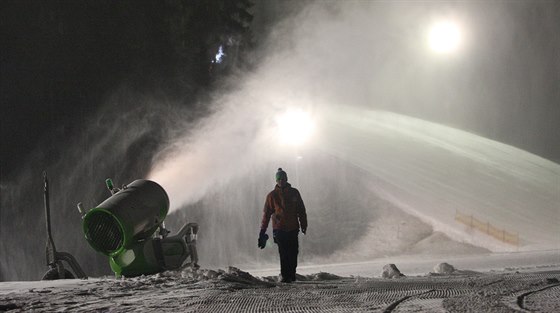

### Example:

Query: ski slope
xmin=315 ymin=106 xmax=560 ymax=251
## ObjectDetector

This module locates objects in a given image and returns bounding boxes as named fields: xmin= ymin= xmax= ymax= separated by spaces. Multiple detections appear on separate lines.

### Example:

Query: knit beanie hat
xmin=275 ymin=168 xmax=288 ymax=181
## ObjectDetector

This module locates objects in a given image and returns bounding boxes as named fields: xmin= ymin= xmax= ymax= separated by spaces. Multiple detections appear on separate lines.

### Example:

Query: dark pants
xmin=273 ymin=230 xmax=299 ymax=281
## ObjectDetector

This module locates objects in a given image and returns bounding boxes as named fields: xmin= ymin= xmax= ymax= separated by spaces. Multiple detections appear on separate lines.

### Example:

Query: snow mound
xmin=261 ymin=271 xmax=344 ymax=283
xmin=406 ymin=232 xmax=490 ymax=255
xmin=382 ymin=264 xmax=405 ymax=278
xmin=433 ymin=262 xmax=455 ymax=274
xmin=169 ymin=266 xmax=345 ymax=286
xmin=303 ymin=272 xmax=343 ymax=281
xmin=427 ymin=263 xmax=481 ymax=277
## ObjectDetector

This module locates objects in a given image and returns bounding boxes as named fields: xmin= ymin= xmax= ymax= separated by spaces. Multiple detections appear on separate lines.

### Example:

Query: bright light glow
xmin=428 ymin=21 xmax=462 ymax=53
xmin=214 ymin=45 xmax=225 ymax=63
xmin=275 ymin=109 xmax=315 ymax=146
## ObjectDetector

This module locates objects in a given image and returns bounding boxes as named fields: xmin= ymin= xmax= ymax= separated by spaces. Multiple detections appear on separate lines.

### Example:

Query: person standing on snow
xmin=258 ymin=168 xmax=307 ymax=283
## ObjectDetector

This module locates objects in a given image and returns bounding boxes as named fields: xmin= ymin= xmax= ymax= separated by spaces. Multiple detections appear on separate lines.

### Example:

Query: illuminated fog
xmin=148 ymin=1 xmax=559 ymax=267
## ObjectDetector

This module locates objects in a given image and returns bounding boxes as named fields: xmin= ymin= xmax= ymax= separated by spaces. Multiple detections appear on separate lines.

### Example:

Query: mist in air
xmin=149 ymin=1 xmax=559 ymax=268
xmin=150 ymin=1 xmax=560 ymax=209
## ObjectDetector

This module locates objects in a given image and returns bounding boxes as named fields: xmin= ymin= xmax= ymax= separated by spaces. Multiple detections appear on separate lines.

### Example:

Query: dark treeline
xmin=1 ymin=0 xmax=254 ymax=179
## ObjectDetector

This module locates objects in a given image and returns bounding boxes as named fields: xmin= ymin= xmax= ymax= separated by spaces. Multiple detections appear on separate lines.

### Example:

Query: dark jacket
xmin=261 ymin=183 xmax=307 ymax=232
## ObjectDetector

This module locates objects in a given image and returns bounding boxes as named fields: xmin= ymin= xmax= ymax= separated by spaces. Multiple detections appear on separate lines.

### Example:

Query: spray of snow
xmin=147 ymin=0 xmax=559 ymax=261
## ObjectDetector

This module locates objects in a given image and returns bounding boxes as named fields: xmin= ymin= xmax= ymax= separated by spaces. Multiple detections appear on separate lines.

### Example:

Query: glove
xmin=258 ymin=231 xmax=269 ymax=249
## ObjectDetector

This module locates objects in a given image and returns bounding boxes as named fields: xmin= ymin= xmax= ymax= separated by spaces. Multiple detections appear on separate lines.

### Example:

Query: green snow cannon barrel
xmin=83 ymin=179 xmax=169 ymax=257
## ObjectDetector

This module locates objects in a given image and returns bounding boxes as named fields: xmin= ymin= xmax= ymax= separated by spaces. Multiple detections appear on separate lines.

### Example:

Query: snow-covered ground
xmin=249 ymin=250 xmax=560 ymax=278
xmin=1 ymin=250 xmax=559 ymax=312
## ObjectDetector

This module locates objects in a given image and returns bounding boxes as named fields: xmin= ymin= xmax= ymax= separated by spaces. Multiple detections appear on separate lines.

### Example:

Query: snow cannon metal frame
xmin=42 ymin=171 xmax=87 ymax=280
xmin=80 ymin=179 xmax=199 ymax=277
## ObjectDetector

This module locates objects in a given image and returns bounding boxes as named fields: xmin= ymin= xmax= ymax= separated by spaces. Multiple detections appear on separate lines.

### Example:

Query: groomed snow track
xmin=189 ymin=272 xmax=560 ymax=312
xmin=1 ymin=270 xmax=559 ymax=312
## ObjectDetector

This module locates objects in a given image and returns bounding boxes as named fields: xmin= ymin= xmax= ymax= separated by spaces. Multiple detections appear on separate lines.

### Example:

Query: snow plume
xmin=148 ymin=0 xmax=559 ymax=265
xmin=147 ymin=76 xmax=319 ymax=211
xmin=146 ymin=1 xmax=398 ymax=210
xmin=145 ymin=1 xmax=481 ymax=210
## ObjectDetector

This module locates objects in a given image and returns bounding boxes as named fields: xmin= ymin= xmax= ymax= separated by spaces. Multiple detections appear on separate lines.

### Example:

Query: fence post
xmin=455 ymin=211 xmax=519 ymax=247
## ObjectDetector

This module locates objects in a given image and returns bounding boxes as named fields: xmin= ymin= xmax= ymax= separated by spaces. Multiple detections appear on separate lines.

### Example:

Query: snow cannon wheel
xmin=42 ymin=268 xmax=75 ymax=280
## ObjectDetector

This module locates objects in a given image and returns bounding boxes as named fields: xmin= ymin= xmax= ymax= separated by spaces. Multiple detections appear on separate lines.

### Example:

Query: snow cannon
xmin=81 ymin=179 xmax=199 ymax=277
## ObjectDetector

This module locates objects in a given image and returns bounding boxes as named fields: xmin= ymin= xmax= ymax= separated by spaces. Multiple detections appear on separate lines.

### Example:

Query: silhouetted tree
xmin=1 ymin=0 xmax=254 ymax=178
